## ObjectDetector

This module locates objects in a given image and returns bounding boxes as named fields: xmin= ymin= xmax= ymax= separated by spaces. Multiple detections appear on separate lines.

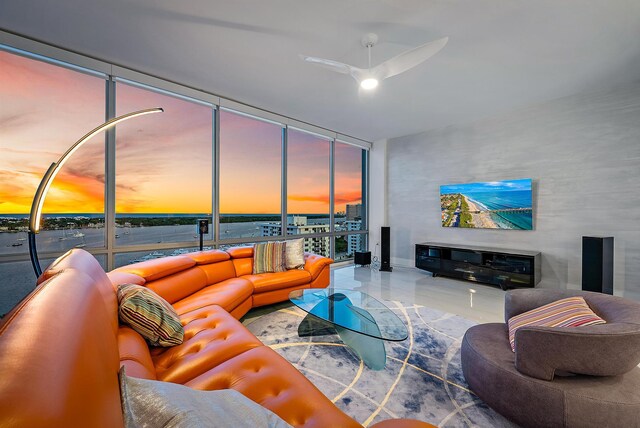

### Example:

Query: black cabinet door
xmin=416 ymin=245 xmax=441 ymax=272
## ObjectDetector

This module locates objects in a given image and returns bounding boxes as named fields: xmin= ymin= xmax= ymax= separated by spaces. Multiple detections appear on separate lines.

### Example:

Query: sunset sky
xmin=0 ymin=50 xmax=362 ymax=215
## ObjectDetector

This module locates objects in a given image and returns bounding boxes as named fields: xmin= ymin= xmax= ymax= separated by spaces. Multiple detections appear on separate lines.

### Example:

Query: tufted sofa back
xmin=0 ymin=249 xmax=124 ymax=427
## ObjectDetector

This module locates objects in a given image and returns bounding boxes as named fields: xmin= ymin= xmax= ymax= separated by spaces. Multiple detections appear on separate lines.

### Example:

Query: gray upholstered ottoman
xmin=461 ymin=290 xmax=640 ymax=428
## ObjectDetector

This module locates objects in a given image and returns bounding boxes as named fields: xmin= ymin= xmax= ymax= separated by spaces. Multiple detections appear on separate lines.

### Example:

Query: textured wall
xmin=368 ymin=139 xmax=388 ymax=259
xmin=387 ymin=83 xmax=640 ymax=299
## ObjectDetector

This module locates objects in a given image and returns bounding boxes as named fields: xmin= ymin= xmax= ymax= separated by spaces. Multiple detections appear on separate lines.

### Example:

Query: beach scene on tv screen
xmin=440 ymin=179 xmax=533 ymax=230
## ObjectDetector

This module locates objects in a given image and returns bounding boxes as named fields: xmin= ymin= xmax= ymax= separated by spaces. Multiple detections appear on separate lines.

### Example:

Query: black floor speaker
xmin=354 ymin=251 xmax=371 ymax=266
xmin=380 ymin=226 xmax=392 ymax=272
xmin=582 ymin=236 xmax=613 ymax=294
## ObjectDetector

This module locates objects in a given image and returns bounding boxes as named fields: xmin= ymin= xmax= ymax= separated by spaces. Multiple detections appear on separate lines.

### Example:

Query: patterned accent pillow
xmin=253 ymin=241 xmax=287 ymax=274
xmin=285 ymin=238 xmax=305 ymax=269
xmin=117 ymin=283 xmax=184 ymax=347
xmin=508 ymin=296 xmax=605 ymax=352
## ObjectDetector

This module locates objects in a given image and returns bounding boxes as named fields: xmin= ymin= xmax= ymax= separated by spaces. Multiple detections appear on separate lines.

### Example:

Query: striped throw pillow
xmin=253 ymin=241 xmax=287 ymax=274
xmin=117 ymin=283 xmax=184 ymax=347
xmin=508 ymin=296 xmax=605 ymax=352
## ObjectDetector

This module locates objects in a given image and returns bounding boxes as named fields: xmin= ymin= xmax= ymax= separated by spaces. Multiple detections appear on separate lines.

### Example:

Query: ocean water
xmin=465 ymin=190 xmax=533 ymax=230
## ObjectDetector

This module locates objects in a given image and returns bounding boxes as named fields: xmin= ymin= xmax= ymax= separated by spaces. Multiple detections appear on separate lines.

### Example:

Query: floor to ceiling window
xmin=286 ymin=128 xmax=331 ymax=256
xmin=218 ymin=109 xmax=283 ymax=240
xmin=0 ymin=38 xmax=370 ymax=317
xmin=114 ymin=81 xmax=213 ymax=264
xmin=334 ymin=141 xmax=366 ymax=261
xmin=0 ymin=48 xmax=107 ymax=314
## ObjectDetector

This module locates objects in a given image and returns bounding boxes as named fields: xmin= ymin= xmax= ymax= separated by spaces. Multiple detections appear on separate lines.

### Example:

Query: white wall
xmin=386 ymin=82 xmax=640 ymax=300
xmin=368 ymin=139 xmax=387 ymax=261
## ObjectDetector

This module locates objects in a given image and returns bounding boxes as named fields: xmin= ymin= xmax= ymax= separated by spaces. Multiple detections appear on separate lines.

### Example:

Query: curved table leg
xmin=298 ymin=312 xmax=337 ymax=337
xmin=296 ymin=293 xmax=388 ymax=370
xmin=336 ymin=326 xmax=387 ymax=370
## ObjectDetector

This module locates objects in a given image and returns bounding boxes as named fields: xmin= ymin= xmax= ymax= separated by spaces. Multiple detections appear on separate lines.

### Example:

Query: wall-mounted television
xmin=440 ymin=178 xmax=533 ymax=230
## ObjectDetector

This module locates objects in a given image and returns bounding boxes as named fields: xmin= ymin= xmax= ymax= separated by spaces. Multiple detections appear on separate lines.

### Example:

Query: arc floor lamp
xmin=28 ymin=107 xmax=164 ymax=277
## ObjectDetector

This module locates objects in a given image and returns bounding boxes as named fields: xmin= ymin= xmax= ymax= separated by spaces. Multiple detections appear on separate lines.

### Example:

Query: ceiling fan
xmin=301 ymin=33 xmax=448 ymax=90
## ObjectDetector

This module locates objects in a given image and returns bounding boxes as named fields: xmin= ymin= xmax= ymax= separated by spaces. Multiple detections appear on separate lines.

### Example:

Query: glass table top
xmin=289 ymin=288 xmax=408 ymax=341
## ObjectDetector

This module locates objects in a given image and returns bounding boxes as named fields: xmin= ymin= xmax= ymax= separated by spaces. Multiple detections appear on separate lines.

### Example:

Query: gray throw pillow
xmin=119 ymin=368 xmax=292 ymax=428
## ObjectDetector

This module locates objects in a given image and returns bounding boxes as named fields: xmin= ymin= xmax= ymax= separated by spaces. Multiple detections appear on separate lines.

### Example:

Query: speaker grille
xmin=380 ymin=226 xmax=392 ymax=272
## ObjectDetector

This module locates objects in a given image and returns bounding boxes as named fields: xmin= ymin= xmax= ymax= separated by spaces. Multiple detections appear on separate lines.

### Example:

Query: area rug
xmin=243 ymin=300 xmax=516 ymax=428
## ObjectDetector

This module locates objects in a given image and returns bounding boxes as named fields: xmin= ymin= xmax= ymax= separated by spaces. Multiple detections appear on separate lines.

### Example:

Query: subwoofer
xmin=354 ymin=251 xmax=371 ymax=266
xmin=380 ymin=226 xmax=392 ymax=272
xmin=582 ymin=236 xmax=613 ymax=294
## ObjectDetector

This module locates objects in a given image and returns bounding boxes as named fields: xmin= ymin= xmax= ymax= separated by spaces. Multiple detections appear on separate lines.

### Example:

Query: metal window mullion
xmin=213 ymin=107 xmax=221 ymax=245
xmin=281 ymin=126 xmax=287 ymax=237
xmin=362 ymin=148 xmax=369 ymax=233
xmin=105 ymin=77 xmax=116 ymax=270
xmin=329 ymin=139 xmax=335 ymax=259
xmin=365 ymin=149 xmax=370 ymax=251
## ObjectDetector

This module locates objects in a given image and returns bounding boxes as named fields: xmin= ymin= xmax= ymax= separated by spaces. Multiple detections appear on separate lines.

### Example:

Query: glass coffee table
xmin=289 ymin=288 xmax=408 ymax=370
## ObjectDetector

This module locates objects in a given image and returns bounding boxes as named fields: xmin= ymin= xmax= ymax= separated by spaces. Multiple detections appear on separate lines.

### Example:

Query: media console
xmin=415 ymin=242 xmax=541 ymax=290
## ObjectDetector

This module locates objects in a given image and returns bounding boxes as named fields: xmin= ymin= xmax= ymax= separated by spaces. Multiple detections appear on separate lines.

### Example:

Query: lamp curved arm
xmin=28 ymin=107 xmax=163 ymax=276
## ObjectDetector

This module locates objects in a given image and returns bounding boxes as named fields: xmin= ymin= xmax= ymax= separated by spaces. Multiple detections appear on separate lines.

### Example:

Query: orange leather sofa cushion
xmin=173 ymin=277 xmax=254 ymax=315
xmin=186 ymin=345 xmax=362 ymax=428
xmin=118 ymin=326 xmax=157 ymax=380
xmin=122 ymin=255 xmax=197 ymax=282
xmin=152 ymin=305 xmax=263 ymax=384
xmin=185 ymin=249 xmax=231 ymax=264
xmin=243 ymin=269 xmax=312 ymax=293
xmin=143 ymin=267 xmax=209 ymax=304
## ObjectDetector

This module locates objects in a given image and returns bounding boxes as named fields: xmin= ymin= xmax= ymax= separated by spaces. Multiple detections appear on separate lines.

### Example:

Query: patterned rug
xmin=243 ymin=300 xmax=516 ymax=428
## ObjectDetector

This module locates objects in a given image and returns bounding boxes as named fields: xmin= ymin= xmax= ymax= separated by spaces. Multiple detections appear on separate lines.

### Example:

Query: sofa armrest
xmin=303 ymin=253 xmax=333 ymax=281
xmin=515 ymin=323 xmax=640 ymax=380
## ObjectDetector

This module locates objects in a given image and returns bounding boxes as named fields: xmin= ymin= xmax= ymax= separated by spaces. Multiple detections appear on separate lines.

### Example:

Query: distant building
xmin=346 ymin=204 xmax=362 ymax=221
xmin=346 ymin=220 xmax=364 ymax=256
xmin=261 ymin=215 xmax=330 ymax=256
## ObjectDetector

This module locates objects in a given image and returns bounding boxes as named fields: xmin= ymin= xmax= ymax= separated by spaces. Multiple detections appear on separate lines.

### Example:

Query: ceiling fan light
xmin=360 ymin=78 xmax=379 ymax=90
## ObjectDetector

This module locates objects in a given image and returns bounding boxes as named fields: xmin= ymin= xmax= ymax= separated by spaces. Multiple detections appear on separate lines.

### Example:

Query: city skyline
xmin=0 ymin=51 xmax=363 ymax=215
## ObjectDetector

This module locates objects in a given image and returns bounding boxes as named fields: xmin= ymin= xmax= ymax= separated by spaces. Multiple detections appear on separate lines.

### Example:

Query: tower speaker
xmin=380 ymin=226 xmax=392 ymax=272
xmin=582 ymin=236 xmax=613 ymax=294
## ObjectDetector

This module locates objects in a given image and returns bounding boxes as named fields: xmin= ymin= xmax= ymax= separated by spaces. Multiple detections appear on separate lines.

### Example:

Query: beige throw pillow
xmin=285 ymin=238 xmax=305 ymax=269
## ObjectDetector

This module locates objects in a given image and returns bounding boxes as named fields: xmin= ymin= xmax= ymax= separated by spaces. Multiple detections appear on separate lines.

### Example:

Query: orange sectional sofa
xmin=0 ymin=248 xmax=433 ymax=428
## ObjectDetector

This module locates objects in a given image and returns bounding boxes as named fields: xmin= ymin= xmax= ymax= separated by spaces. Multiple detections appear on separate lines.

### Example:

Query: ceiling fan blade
xmin=373 ymin=36 xmax=448 ymax=80
xmin=300 ymin=55 xmax=354 ymax=75
xmin=300 ymin=55 xmax=368 ymax=84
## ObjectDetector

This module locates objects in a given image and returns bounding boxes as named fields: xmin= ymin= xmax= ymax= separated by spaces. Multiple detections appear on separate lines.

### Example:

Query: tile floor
xmin=330 ymin=264 xmax=506 ymax=324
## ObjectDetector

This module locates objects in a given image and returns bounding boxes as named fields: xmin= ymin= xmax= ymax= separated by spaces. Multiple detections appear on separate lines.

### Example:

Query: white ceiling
xmin=1 ymin=0 xmax=640 ymax=142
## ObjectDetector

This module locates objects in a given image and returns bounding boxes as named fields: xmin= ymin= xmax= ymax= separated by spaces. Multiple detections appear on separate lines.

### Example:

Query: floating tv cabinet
xmin=415 ymin=242 xmax=541 ymax=290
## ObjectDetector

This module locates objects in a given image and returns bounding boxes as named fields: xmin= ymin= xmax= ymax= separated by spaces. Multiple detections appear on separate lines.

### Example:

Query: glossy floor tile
xmin=330 ymin=265 xmax=506 ymax=323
